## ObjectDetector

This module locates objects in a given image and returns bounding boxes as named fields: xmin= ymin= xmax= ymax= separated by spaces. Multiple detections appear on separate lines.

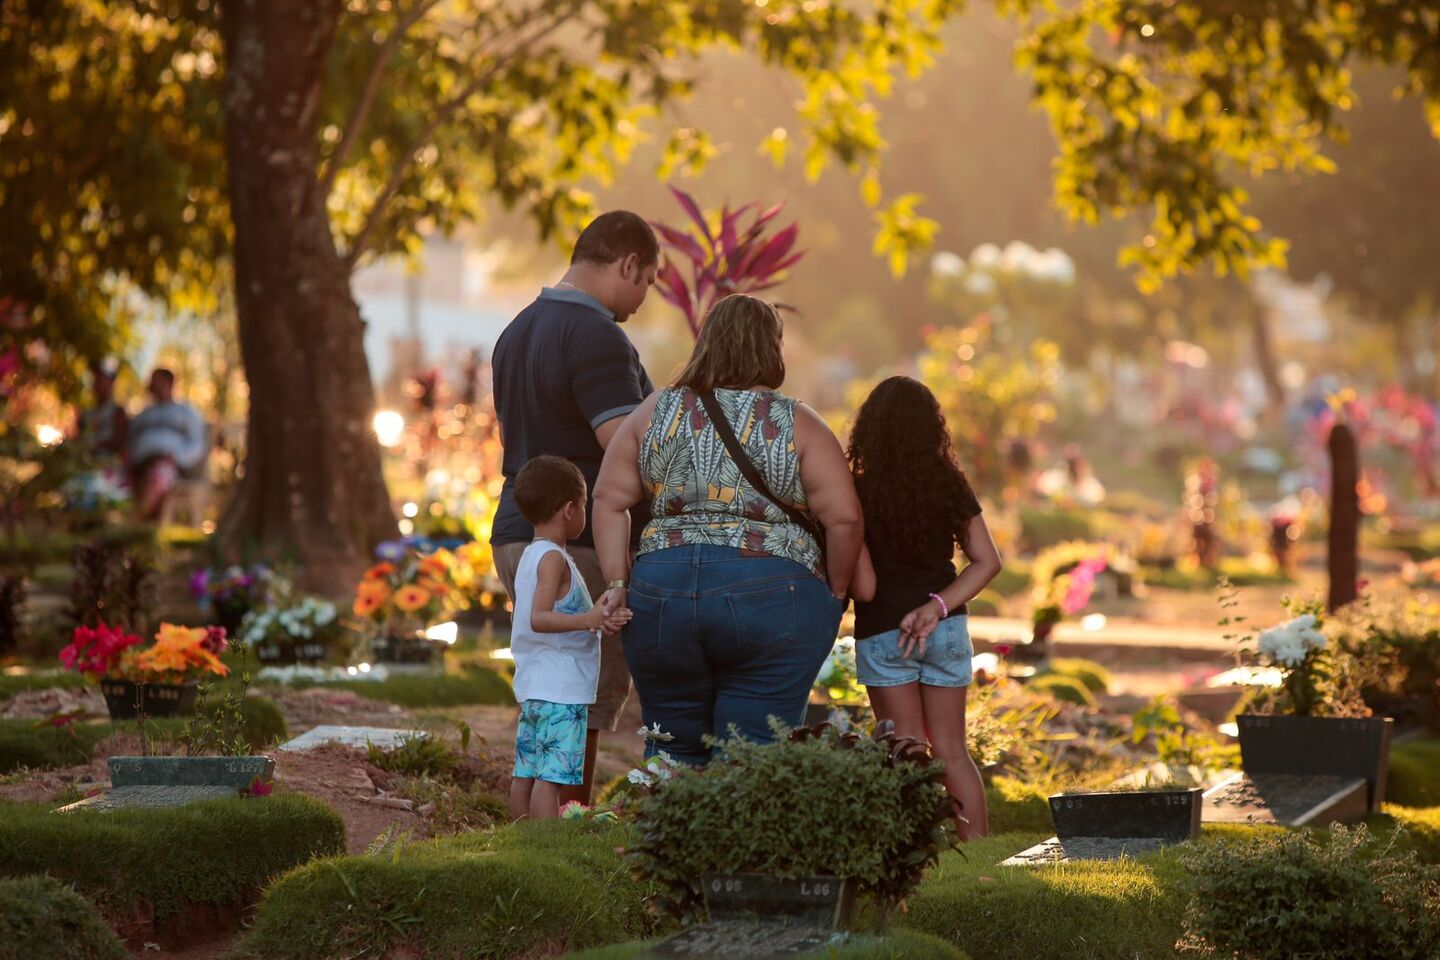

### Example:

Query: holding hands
xmin=595 ymin=585 xmax=631 ymax=636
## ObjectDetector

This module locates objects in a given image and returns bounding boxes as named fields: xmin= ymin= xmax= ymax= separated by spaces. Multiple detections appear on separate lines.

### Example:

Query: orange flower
xmin=417 ymin=576 xmax=447 ymax=595
xmin=356 ymin=579 xmax=391 ymax=603
xmin=364 ymin=562 xmax=396 ymax=581
xmin=394 ymin=585 xmax=433 ymax=613
xmin=419 ymin=554 xmax=450 ymax=579
xmin=353 ymin=592 xmax=384 ymax=618
xmin=135 ymin=624 xmax=230 ymax=680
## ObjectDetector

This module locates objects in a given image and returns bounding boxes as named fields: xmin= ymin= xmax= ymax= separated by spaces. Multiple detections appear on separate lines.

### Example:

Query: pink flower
xmin=241 ymin=776 xmax=273 ymax=799
xmin=201 ymin=626 xmax=228 ymax=656
xmin=1060 ymin=557 xmax=1107 ymax=616
xmin=995 ymin=644 xmax=1014 ymax=658
xmin=59 ymin=622 xmax=142 ymax=677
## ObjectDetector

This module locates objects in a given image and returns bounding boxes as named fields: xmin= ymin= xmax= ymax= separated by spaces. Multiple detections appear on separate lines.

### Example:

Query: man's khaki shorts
xmin=493 ymin=541 xmax=632 ymax=732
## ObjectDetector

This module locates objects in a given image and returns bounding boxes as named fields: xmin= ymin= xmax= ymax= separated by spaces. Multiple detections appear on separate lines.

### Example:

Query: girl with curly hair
xmin=849 ymin=375 xmax=1002 ymax=838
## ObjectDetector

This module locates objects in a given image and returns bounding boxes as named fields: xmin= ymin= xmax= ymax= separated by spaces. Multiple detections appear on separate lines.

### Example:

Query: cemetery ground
xmin=1 ymin=516 xmax=1438 ymax=959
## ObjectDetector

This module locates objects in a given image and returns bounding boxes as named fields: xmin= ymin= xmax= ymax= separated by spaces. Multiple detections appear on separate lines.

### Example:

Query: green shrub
xmin=235 ymin=694 xmax=289 ymax=748
xmin=1389 ymin=739 xmax=1440 ymax=808
xmin=1019 ymin=508 xmax=1096 ymax=550
xmin=366 ymin=733 xmax=456 ymax=779
xmin=1376 ymin=805 xmax=1440 ymax=864
xmin=568 ymin=929 xmax=971 ymax=959
xmin=1181 ymin=824 xmax=1440 ymax=959
xmin=0 ymin=875 xmax=128 ymax=960
xmin=0 ymin=794 xmax=344 ymax=925
xmin=899 ymin=833 xmax=1189 ymax=959
xmin=984 ymin=777 xmax=1053 ymax=834
xmin=631 ymin=726 xmax=950 ymax=918
xmin=985 ymin=563 xmax=1031 ymax=598
xmin=234 ymin=819 xmax=659 ymax=960
xmin=1037 ymin=658 xmax=1111 ymax=695
xmin=1025 ymin=673 xmax=1095 ymax=707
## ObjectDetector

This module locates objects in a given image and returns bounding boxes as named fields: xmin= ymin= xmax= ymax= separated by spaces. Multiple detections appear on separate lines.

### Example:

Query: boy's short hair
xmin=514 ymin=456 xmax=586 ymax=525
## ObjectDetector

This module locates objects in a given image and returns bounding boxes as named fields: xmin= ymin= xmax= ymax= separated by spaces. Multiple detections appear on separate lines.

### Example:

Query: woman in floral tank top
xmin=591 ymin=295 xmax=863 ymax=765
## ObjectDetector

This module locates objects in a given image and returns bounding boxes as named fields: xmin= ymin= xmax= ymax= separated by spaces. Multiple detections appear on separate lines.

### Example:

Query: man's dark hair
xmin=514 ymin=455 xmax=586 ymax=525
xmin=151 ymin=368 xmax=175 ymax=387
xmin=571 ymin=211 xmax=659 ymax=267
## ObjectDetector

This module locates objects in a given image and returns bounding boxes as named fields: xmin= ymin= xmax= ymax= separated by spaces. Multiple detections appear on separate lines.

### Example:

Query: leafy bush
xmin=0 ymin=795 xmax=344 ymax=926
xmin=0 ymin=575 xmax=24 ymax=658
xmin=1025 ymin=673 xmax=1095 ymax=707
xmin=1019 ymin=507 xmax=1096 ymax=550
xmin=1388 ymin=738 xmax=1440 ymax=808
xmin=1037 ymin=658 xmax=1111 ymax=695
xmin=1180 ymin=824 xmax=1440 ymax=959
xmin=366 ymin=733 xmax=456 ymax=779
xmin=0 ymin=875 xmax=128 ymax=960
xmin=234 ymin=819 xmax=660 ymax=960
xmin=1330 ymin=596 xmax=1440 ymax=728
xmin=631 ymin=725 xmax=950 ymax=918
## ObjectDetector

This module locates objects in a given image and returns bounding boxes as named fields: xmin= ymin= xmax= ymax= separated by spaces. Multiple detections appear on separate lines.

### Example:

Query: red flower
xmin=59 ymin=622 xmax=142 ymax=677
xmin=241 ymin=776 xmax=273 ymax=799
xmin=201 ymin=626 xmax=228 ymax=656
xmin=995 ymin=644 xmax=1014 ymax=658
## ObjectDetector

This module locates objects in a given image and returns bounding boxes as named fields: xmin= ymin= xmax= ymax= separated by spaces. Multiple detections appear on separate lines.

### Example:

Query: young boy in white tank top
xmin=508 ymin=456 xmax=631 ymax=820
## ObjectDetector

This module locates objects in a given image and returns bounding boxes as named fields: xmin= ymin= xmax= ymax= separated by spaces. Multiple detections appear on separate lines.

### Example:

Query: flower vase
xmin=100 ymin=679 xmax=199 ymax=720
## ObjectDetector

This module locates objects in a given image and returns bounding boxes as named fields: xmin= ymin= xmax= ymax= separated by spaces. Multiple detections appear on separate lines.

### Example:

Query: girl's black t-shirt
xmin=853 ymin=508 xmax=980 ymax=640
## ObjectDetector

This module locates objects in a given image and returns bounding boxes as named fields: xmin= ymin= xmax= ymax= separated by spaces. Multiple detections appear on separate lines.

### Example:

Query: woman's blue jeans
xmin=622 ymin=545 xmax=844 ymax=766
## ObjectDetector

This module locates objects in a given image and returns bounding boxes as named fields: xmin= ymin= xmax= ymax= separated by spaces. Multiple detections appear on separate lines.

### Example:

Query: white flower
xmin=637 ymin=723 xmax=674 ymax=742
xmin=627 ymin=768 xmax=654 ymax=786
xmin=1258 ymin=614 xmax=1326 ymax=668
xmin=930 ymin=251 xmax=966 ymax=278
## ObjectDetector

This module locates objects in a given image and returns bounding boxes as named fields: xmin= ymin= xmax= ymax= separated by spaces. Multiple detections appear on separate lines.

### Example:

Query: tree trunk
xmin=1327 ymin=422 xmax=1360 ymax=613
xmin=1249 ymin=306 xmax=1284 ymax=417
xmin=218 ymin=2 xmax=395 ymax=590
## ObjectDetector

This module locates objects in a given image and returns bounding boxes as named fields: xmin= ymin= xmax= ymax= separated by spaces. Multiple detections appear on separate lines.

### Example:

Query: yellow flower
xmin=394 ymin=585 xmax=432 ymax=613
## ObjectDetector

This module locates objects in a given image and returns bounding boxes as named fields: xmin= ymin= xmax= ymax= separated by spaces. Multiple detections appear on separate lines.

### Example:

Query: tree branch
xmin=316 ymin=0 xmax=444 ymax=202
xmin=341 ymin=5 xmax=576 ymax=269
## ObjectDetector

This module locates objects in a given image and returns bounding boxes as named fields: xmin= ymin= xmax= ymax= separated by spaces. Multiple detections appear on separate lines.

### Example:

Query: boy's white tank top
xmin=510 ymin=540 xmax=600 ymax=705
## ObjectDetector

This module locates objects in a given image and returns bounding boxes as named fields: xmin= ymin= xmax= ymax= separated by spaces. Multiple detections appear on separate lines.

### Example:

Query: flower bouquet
xmin=239 ymin=595 xmax=346 ymax=665
xmin=60 ymin=621 xmax=229 ymax=720
xmin=353 ymin=544 xmax=469 ymax=665
xmin=1225 ymin=590 xmax=1392 ymax=812
xmin=191 ymin=564 xmax=280 ymax=636
xmin=1029 ymin=547 xmax=1108 ymax=646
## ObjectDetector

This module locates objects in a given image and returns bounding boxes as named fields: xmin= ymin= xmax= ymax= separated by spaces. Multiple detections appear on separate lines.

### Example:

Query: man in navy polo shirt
xmin=491 ymin=210 xmax=657 ymax=804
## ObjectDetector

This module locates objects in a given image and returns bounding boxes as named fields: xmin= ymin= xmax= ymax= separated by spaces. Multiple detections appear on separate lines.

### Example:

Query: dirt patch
xmin=264 ymin=686 xmax=416 ymax=733
xmin=274 ymin=743 xmax=429 ymax=853
xmin=107 ymin=897 xmax=251 ymax=954
xmin=0 ymin=685 xmax=105 ymax=720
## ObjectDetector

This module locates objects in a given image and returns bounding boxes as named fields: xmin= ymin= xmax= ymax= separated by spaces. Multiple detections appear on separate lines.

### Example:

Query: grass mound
xmin=282 ymin=665 xmax=514 ymax=708
xmin=899 ymin=833 xmax=1189 ymax=959
xmin=0 ymin=875 xmax=128 ymax=960
xmin=985 ymin=777 xmax=1053 ymax=834
xmin=0 ymin=794 xmax=344 ymax=930
xmin=0 ymin=695 xmax=289 ymax=774
xmin=1036 ymin=658 xmax=1112 ymax=695
xmin=235 ymin=819 xmax=657 ymax=960
xmin=1025 ymin=673 xmax=1095 ymax=707
xmin=1387 ymin=738 xmax=1440 ymax=808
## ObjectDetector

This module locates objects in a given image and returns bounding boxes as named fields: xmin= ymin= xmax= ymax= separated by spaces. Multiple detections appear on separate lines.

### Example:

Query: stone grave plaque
xmin=1201 ymin=773 xmax=1369 ymax=827
xmin=650 ymin=921 xmax=847 ymax=958
xmin=1003 ymin=788 xmax=1202 ymax=867
xmin=1235 ymin=715 xmax=1392 ymax=811
xmin=57 ymin=755 xmax=275 ymax=814
xmin=278 ymin=725 xmax=424 ymax=752
xmin=701 ymin=874 xmax=851 ymax=928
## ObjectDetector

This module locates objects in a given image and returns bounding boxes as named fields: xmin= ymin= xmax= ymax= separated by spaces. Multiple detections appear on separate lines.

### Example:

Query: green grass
xmin=281 ymin=665 xmax=514 ymax=708
xmin=1019 ymin=508 xmax=1098 ymax=550
xmin=234 ymin=818 xmax=658 ymax=960
xmin=899 ymin=832 xmax=1197 ymax=960
xmin=986 ymin=562 xmax=1032 ymax=598
xmin=568 ymin=929 xmax=970 ymax=959
xmin=985 ymin=777 xmax=1054 ymax=834
xmin=1374 ymin=805 xmax=1440 ymax=863
xmin=1141 ymin=557 xmax=1291 ymax=592
xmin=0 ymin=696 xmax=289 ymax=774
xmin=1387 ymin=738 xmax=1440 ymax=808
xmin=0 ymin=794 xmax=344 ymax=926
xmin=0 ymin=875 xmax=128 ymax=960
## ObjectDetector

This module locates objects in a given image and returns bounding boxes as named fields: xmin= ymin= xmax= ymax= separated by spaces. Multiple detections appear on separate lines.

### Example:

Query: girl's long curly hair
xmin=847 ymin=376 xmax=981 ymax=556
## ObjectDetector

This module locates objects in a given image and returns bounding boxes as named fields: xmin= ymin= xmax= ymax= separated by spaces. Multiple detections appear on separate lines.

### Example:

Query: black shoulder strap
xmin=698 ymin=390 xmax=823 ymax=542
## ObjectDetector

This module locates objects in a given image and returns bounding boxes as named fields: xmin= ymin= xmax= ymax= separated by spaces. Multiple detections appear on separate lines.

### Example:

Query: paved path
xmin=968 ymin=615 xmax=1235 ymax=655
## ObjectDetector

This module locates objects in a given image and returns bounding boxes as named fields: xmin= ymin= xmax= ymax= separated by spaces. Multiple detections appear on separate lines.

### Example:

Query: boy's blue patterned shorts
xmin=513 ymin=699 xmax=588 ymax=786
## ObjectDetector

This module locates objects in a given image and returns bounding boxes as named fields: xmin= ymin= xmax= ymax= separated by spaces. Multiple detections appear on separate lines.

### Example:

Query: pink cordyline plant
xmin=1061 ymin=557 xmax=1107 ymax=615
xmin=651 ymin=186 xmax=803 ymax=336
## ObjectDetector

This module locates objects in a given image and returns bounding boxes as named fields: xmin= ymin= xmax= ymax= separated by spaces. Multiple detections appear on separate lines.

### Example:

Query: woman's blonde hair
xmin=673 ymin=294 xmax=785 ymax=392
